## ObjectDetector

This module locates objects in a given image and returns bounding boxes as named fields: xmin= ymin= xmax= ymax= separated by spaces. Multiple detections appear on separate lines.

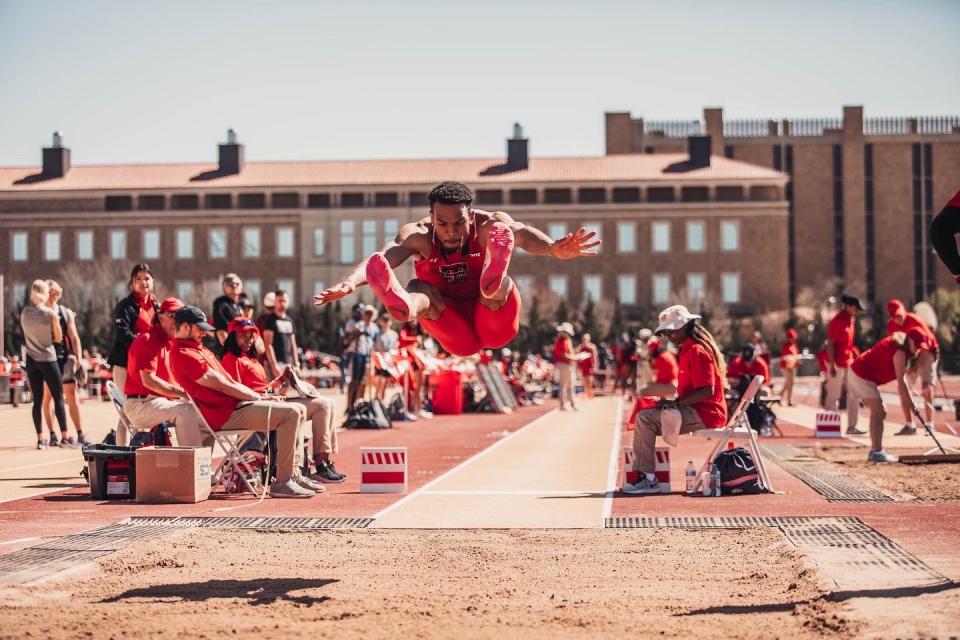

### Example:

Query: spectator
xmin=399 ymin=319 xmax=426 ymax=417
xmin=577 ymin=333 xmax=599 ymax=398
xmin=256 ymin=291 xmax=276 ymax=334
xmin=107 ymin=263 xmax=159 ymax=444
xmin=887 ymin=298 xmax=939 ymax=432
xmin=41 ymin=280 xmax=88 ymax=445
xmin=123 ymin=297 xmax=206 ymax=447
xmin=749 ymin=331 xmax=767 ymax=356
xmin=627 ymin=337 xmax=679 ymax=425
xmin=238 ymin=293 xmax=255 ymax=321
xmin=221 ymin=318 xmax=344 ymax=484
xmin=552 ymin=322 xmax=578 ymax=411
xmin=623 ymin=305 xmax=728 ymax=495
xmin=780 ymin=328 xmax=800 ymax=406
xmin=20 ymin=280 xmax=68 ymax=449
xmin=345 ymin=305 xmax=379 ymax=409
xmin=727 ymin=345 xmax=771 ymax=388
xmin=212 ymin=273 xmax=244 ymax=347
xmin=168 ymin=306 xmax=320 ymax=498
xmin=261 ymin=289 xmax=301 ymax=379
xmin=372 ymin=314 xmax=399 ymax=402
xmin=339 ymin=303 xmax=364 ymax=396
xmin=634 ymin=328 xmax=654 ymax=393
xmin=824 ymin=294 xmax=866 ymax=436
xmin=7 ymin=356 xmax=26 ymax=407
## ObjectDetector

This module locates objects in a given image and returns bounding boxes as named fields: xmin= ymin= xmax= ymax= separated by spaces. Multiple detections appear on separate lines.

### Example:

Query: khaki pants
xmin=112 ymin=366 xmax=128 ymax=445
xmin=124 ymin=395 xmax=208 ymax=447
xmin=556 ymin=363 xmax=576 ymax=409
xmin=781 ymin=368 xmax=795 ymax=404
xmin=288 ymin=396 xmax=338 ymax=455
xmin=632 ymin=406 xmax=706 ymax=474
xmin=824 ymin=366 xmax=860 ymax=428
xmin=220 ymin=401 xmax=301 ymax=482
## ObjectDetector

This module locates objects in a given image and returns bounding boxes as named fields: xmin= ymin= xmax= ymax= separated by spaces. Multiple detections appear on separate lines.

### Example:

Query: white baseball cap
xmin=263 ymin=291 xmax=276 ymax=308
xmin=556 ymin=322 xmax=575 ymax=336
xmin=655 ymin=305 xmax=701 ymax=334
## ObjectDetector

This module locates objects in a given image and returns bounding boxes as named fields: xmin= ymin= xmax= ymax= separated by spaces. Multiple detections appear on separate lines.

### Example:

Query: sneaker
xmin=923 ymin=423 xmax=935 ymax=436
xmin=621 ymin=476 xmax=661 ymax=495
xmin=403 ymin=412 xmax=418 ymax=422
xmin=417 ymin=409 xmax=434 ymax=419
xmin=63 ymin=436 xmax=78 ymax=448
xmin=269 ymin=478 xmax=315 ymax=498
xmin=867 ymin=450 xmax=898 ymax=463
xmin=895 ymin=424 xmax=917 ymax=436
xmin=846 ymin=427 xmax=868 ymax=435
xmin=47 ymin=434 xmax=61 ymax=447
xmin=77 ymin=432 xmax=90 ymax=446
xmin=36 ymin=440 xmax=47 ymax=450
xmin=310 ymin=461 xmax=346 ymax=483
xmin=292 ymin=474 xmax=326 ymax=492
xmin=327 ymin=460 xmax=346 ymax=481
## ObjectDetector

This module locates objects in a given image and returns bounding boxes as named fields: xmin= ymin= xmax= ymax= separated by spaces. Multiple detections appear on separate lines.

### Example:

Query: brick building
xmin=1 ymin=128 xmax=788 ymax=338
xmin=605 ymin=106 xmax=960 ymax=306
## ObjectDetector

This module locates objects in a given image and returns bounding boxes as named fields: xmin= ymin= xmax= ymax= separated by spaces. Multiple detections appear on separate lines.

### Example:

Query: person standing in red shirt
xmin=623 ymin=305 xmax=727 ymax=495
xmin=726 ymin=345 xmax=771 ymax=387
xmin=577 ymin=333 xmax=599 ymax=398
xmin=824 ymin=294 xmax=866 ymax=436
xmin=627 ymin=338 xmax=679 ymax=425
xmin=847 ymin=330 xmax=926 ymax=462
xmin=780 ymin=328 xmax=800 ymax=406
xmin=553 ymin=322 xmax=578 ymax=411
xmin=886 ymin=299 xmax=939 ymax=431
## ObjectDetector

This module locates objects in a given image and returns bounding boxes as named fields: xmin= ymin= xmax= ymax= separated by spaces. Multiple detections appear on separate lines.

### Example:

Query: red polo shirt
xmin=134 ymin=294 xmax=156 ymax=335
xmin=677 ymin=338 xmax=727 ymax=428
xmin=169 ymin=338 xmax=239 ymax=430
xmin=552 ymin=335 xmax=573 ymax=364
xmin=887 ymin=312 xmax=938 ymax=352
xmin=781 ymin=341 xmax=800 ymax=370
xmin=124 ymin=328 xmax=175 ymax=398
xmin=851 ymin=336 xmax=908 ymax=386
xmin=652 ymin=351 xmax=679 ymax=385
xmin=827 ymin=311 xmax=856 ymax=367
xmin=222 ymin=351 xmax=270 ymax=394
xmin=727 ymin=356 xmax=771 ymax=385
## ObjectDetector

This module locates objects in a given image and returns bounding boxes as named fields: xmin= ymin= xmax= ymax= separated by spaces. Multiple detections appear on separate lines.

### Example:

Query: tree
xmin=607 ymin=299 xmax=624 ymax=342
xmin=581 ymin=298 xmax=601 ymax=341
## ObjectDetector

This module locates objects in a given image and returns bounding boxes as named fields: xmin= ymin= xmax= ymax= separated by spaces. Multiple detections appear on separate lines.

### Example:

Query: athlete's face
xmin=431 ymin=203 xmax=471 ymax=250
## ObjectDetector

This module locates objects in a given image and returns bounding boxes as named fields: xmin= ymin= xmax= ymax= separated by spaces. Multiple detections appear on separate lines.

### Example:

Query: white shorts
xmin=846 ymin=369 xmax=882 ymax=402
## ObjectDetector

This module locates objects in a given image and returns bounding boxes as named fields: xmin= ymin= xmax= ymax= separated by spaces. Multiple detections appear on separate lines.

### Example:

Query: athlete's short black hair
xmin=427 ymin=181 xmax=474 ymax=210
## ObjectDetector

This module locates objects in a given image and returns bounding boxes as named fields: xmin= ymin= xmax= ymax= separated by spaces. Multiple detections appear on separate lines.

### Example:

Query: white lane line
xmin=0 ymin=537 xmax=40 ymax=546
xmin=421 ymin=490 xmax=602 ymax=496
xmin=0 ymin=457 xmax=82 ymax=474
xmin=601 ymin=396 xmax=624 ymax=520
xmin=0 ymin=484 xmax=86 ymax=505
xmin=372 ymin=408 xmax=558 ymax=520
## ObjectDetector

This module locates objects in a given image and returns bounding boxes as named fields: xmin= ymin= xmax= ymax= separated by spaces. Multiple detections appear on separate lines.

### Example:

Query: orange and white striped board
xmin=621 ymin=446 xmax=670 ymax=493
xmin=815 ymin=411 xmax=843 ymax=438
xmin=360 ymin=447 xmax=408 ymax=493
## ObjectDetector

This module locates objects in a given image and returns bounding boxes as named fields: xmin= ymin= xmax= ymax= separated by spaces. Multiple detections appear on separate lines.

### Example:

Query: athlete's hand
xmin=313 ymin=281 xmax=355 ymax=306
xmin=550 ymin=227 xmax=601 ymax=259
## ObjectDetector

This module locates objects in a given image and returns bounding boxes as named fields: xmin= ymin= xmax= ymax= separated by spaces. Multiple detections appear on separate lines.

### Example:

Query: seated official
xmin=628 ymin=337 xmax=679 ymax=425
xmin=168 ymin=306 xmax=323 ymax=499
xmin=623 ymin=305 xmax=728 ymax=495
xmin=123 ymin=297 xmax=206 ymax=447
xmin=221 ymin=318 xmax=345 ymax=484
xmin=726 ymin=345 xmax=771 ymax=389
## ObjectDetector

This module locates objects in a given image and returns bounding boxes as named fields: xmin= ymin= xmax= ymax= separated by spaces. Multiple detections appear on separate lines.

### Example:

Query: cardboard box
xmin=135 ymin=446 xmax=212 ymax=503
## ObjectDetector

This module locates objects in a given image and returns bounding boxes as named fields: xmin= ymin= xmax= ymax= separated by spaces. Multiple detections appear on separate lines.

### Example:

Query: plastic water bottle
xmin=711 ymin=463 xmax=722 ymax=497
xmin=685 ymin=461 xmax=697 ymax=494
xmin=700 ymin=471 xmax=712 ymax=497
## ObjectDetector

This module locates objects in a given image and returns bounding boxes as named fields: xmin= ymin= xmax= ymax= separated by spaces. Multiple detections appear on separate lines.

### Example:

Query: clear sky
xmin=1 ymin=0 xmax=958 ymax=167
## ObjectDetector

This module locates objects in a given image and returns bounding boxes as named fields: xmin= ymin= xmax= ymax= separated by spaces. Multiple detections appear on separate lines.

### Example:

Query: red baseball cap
xmin=785 ymin=328 xmax=798 ymax=340
xmin=227 ymin=317 xmax=259 ymax=335
xmin=887 ymin=299 xmax=906 ymax=316
xmin=647 ymin=337 xmax=661 ymax=353
xmin=159 ymin=297 xmax=184 ymax=314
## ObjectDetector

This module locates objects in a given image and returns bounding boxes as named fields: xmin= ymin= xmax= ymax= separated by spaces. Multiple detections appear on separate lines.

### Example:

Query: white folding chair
xmin=691 ymin=375 xmax=775 ymax=493
xmin=105 ymin=380 xmax=142 ymax=442
xmin=182 ymin=394 xmax=263 ymax=496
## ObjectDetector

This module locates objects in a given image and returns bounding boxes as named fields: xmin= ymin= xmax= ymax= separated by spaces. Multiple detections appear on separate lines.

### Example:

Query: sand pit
xmin=811 ymin=445 xmax=960 ymax=502
xmin=0 ymin=527 xmax=860 ymax=639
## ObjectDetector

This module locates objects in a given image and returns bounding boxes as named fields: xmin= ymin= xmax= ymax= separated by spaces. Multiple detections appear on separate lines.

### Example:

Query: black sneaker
xmin=327 ymin=460 xmax=347 ymax=481
xmin=309 ymin=461 xmax=346 ymax=484
xmin=48 ymin=433 xmax=61 ymax=447
xmin=77 ymin=432 xmax=90 ymax=446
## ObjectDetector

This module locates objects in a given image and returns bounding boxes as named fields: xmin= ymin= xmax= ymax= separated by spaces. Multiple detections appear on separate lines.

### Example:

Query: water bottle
xmin=685 ymin=461 xmax=697 ymax=494
xmin=700 ymin=471 xmax=712 ymax=497
xmin=711 ymin=463 xmax=722 ymax=497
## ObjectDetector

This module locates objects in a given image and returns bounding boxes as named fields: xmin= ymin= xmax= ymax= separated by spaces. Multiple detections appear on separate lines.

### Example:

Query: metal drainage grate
xmin=761 ymin=444 xmax=895 ymax=502
xmin=606 ymin=516 xmax=781 ymax=529
xmin=126 ymin=516 xmax=374 ymax=529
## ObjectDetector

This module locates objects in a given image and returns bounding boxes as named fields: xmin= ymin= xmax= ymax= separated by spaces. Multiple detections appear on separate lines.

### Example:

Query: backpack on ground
xmin=343 ymin=399 xmax=392 ymax=429
xmin=385 ymin=392 xmax=405 ymax=421
xmin=712 ymin=447 xmax=765 ymax=495
xmin=129 ymin=423 xmax=174 ymax=448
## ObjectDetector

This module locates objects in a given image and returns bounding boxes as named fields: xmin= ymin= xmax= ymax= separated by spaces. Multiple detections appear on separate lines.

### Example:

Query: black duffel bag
xmin=712 ymin=447 xmax=765 ymax=495
xmin=343 ymin=399 xmax=392 ymax=429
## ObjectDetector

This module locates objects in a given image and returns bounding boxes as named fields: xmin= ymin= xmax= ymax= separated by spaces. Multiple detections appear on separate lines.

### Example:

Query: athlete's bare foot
xmin=481 ymin=222 xmax=515 ymax=299
xmin=366 ymin=253 xmax=414 ymax=321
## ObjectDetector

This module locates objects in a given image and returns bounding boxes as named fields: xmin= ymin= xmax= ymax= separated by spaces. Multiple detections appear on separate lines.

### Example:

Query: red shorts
xmin=419 ymin=287 xmax=521 ymax=357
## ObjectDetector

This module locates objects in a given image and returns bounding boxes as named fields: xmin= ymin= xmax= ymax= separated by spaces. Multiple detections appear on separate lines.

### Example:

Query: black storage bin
xmin=82 ymin=445 xmax=137 ymax=499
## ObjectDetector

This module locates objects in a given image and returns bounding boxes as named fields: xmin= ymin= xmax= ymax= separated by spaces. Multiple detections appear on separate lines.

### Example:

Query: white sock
xmin=645 ymin=473 xmax=656 ymax=482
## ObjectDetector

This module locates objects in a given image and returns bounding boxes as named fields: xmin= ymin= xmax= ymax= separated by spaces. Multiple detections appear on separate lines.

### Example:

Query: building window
xmin=171 ymin=194 xmax=199 ymax=210
xmin=374 ymin=192 xmax=399 ymax=207
xmin=720 ymin=220 xmax=740 ymax=252
xmin=313 ymin=280 xmax=326 ymax=297
xmin=651 ymin=222 xmax=670 ymax=253
xmin=510 ymin=189 xmax=537 ymax=205
xmin=209 ymin=228 xmax=227 ymax=259
xmin=176 ymin=229 xmax=193 ymax=259
xmin=105 ymin=195 xmax=133 ymax=211
xmin=313 ymin=228 xmax=325 ymax=257
xmin=583 ymin=223 xmax=602 ymax=254
xmin=618 ymin=275 xmax=637 ymax=305
xmin=276 ymin=279 xmax=295 ymax=302
xmin=547 ymin=223 xmax=568 ymax=240
xmin=578 ymin=187 xmax=606 ymax=204
xmin=114 ymin=282 xmax=128 ymax=301
xmin=681 ymin=186 xmax=709 ymax=202
xmin=647 ymin=186 xmax=675 ymax=203
xmin=307 ymin=193 xmax=331 ymax=208
xmin=11 ymin=231 xmax=28 ymax=262
xmin=721 ymin=273 xmax=741 ymax=304
xmin=384 ymin=219 xmax=399 ymax=240
xmin=272 ymin=192 xmax=299 ymax=209
xmin=515 ymin=276 xmax=534 ymax=298
xmin=687 ymin=273 xmax=706 ymax=303
xmin=176 ymin=281 xmax=194 ymax=302
xmin=238 ymin=193 xmax=266 ymax=209
xmin=341 ymin=193 xmax=365 ymax=208
xmin=409 ymin=192 xmax=429 ymax=208
xmin=544 ymin=188 xmax=571 ymax=204
xmin=548 ymin=275 xmax=568 ymax=298
xmin=12 ymin=283 xmax=27 ymax=306
xmin=138 ymin=195 xmax=165 ymax=211
xmin=617 ymin=222 xmax=636 ymax=253
xmin=242 ymin=227 xmax=261 ymax=258
xmin=110 ymin=230 xmax=126 ymax=260
xmin=205 ymin=193 xmax=232 ymax=209
xmin=612 ymin=187 xmax=641 ymax=203
xmin=361 ymin=220 xmax=377 ymax=256
xmin=475 ymin=189 xmax=503 ymax=206
xmin=76 ymin=230 xmax=93 ymax=261
xmin=44 ymin=231 xmax=60 ymax=261
xmin=143 ymin=229 xmax=160 ymax=260
xmin=340 ymin=220 xmax=355 ymax=264
xmin=715 ymin=186 xmax=744 ymax=202
xmin=276 ymin=227 xmax=295 ymax=258
xmin=245 ymin=279 xmax=261 ymax=306
xmin=686 ymin=221 xmax=705 ymax=252
xmin=583 ymin=275 xmax=602 ymax=302
xmin=652 ymin=274 xmax=671 ymax=305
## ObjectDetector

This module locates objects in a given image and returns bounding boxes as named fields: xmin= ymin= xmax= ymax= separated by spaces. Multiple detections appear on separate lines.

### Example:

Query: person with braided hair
xmin=622 ymin=305 xmax=728 ymax=495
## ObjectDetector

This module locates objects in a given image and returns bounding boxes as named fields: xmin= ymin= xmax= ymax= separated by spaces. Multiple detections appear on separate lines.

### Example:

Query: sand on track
xmin=0 ymin=527 xmax=860 ymax=640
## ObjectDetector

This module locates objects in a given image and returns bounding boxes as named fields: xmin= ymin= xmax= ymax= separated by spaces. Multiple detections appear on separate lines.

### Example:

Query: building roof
xmin=0 ymin=153 xmax=786 ymax=193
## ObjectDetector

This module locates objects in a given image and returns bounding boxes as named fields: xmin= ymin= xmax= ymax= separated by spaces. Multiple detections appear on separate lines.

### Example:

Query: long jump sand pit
xmin=0 ymin=527 xmax=860 ymax=639
xmin=812 ymin=445 xmax=960 ymax=501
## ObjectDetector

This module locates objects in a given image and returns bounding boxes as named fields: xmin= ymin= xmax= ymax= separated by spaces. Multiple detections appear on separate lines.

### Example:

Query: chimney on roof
xmin=218 ymin=128 xmax=244 ymax=175
xmin=42 ymin=130 xmax=70 ymax=178
xmin=687 ymin=135 xmax=711 ymax=168
xmin=506 ymin=122 xmax=528 ymax=171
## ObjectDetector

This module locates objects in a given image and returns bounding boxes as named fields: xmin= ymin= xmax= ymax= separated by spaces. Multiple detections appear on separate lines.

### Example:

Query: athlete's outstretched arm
xmin=491 ymin=211 xmax=601 ymax=258
xmin=313 ymin=223 xmax=421 ymax=306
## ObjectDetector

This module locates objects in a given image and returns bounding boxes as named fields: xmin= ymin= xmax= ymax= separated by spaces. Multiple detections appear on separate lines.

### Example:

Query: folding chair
xmin=691 ymin=375 xmax=775 ymax=493
xmin=105 ymin=380 xmax=142 ymax=442
xmin=182 ymin=394 xmax=263 ymax=496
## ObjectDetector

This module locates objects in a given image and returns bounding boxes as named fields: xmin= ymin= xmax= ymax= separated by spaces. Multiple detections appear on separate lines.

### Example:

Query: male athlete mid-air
xmin=313 ymin=181 xmax=600 ymax=356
